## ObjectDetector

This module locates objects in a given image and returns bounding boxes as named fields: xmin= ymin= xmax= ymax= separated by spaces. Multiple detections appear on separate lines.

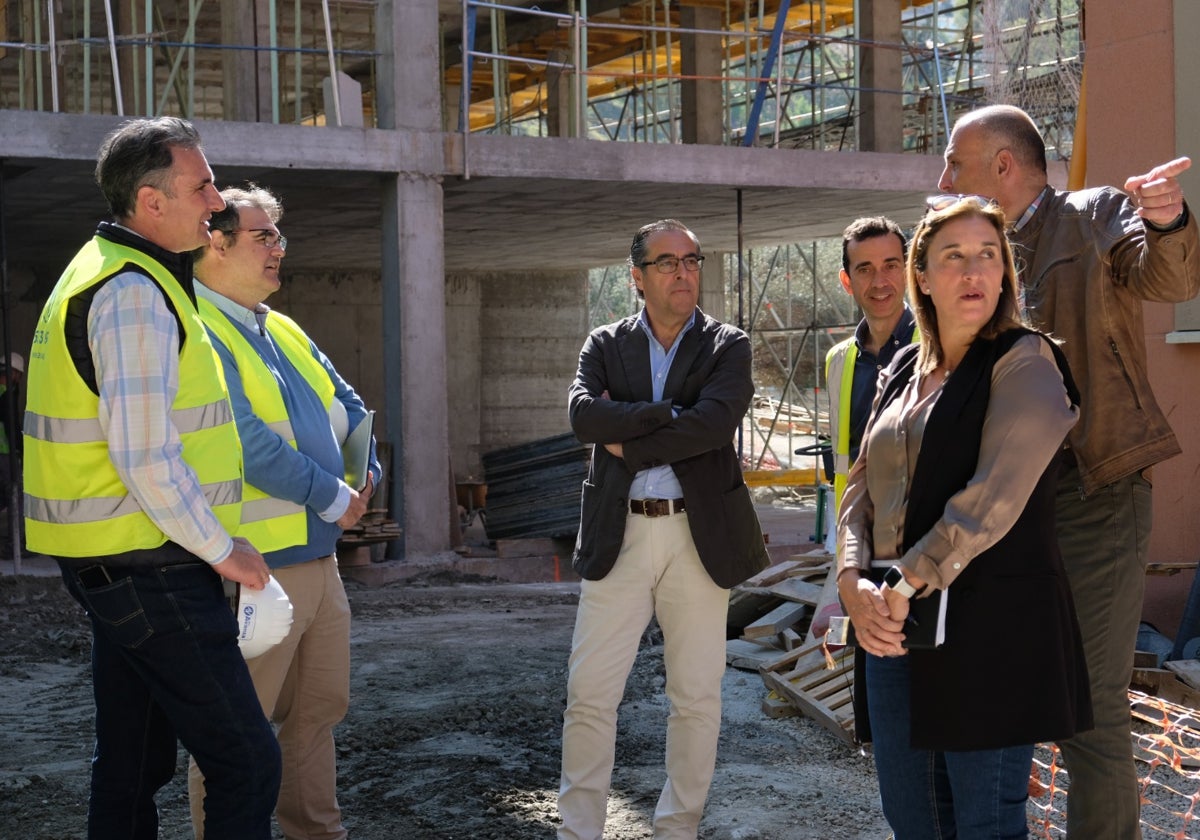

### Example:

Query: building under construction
xmin=1 ymin=1 xmax=1198 ymax=615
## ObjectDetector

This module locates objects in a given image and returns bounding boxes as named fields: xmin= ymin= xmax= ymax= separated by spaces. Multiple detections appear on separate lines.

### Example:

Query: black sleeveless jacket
xmin=854 ymin=328 xmax=1093 ymax=751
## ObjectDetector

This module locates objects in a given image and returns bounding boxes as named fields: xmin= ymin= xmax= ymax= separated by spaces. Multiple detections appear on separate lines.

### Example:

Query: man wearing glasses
xmin=940 ymin=104 xmax=1200 ymax=839
xmin=558 ymin=219 xmax=768 ymax=839
xmin=188 ymin=185 xmax=380 ymax=840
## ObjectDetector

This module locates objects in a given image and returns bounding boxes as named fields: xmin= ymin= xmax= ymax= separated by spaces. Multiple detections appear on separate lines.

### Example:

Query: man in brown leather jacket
xmin=939 ymin=103 xmax=1200 ymax=839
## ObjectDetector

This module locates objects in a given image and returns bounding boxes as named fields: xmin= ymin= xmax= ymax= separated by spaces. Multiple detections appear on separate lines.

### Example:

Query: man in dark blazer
xmin=557 ymin=219 xmax=768 ymax=840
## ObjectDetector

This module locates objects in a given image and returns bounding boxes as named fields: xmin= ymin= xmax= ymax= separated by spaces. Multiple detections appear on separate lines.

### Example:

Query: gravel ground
xmin=0 ymin=571 xmax=890 ymax=839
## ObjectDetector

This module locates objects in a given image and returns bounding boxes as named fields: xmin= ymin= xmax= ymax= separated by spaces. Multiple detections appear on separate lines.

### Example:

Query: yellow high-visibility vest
xmin=24 ymin=237 xmax=242 ymax=556
xmin=824 ymin=322 xmax=920 ymax=515
xmin=199 ymin=299 xmax=336 ymax=553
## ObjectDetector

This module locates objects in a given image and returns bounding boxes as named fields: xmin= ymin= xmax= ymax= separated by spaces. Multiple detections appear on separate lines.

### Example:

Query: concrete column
xmin=545 ymin=49 xmax=573 ymax=138
xmin=220 ymin=0 xmax=271 ymax=122
xmin=377 ymin=0 xmax=452 ymax=556
xmin=442 ymin=84 xmax=462 ymax=133
xmin=700 ymin=252 xmax=729 ymax=322
xmin=856 ymin=0 xmax=903 ymax=153
xmin=381 ymin=173 xmax=451 ymax=556
xmin=376 ymin=0 xmax=442 ymax=131
xmin=680 ymin=6 xmax=724 ymax=145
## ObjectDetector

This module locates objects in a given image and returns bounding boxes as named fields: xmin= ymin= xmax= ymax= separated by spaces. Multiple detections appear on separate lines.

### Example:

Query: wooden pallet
xmin=758 ymin=639 xmax=857 ymax=745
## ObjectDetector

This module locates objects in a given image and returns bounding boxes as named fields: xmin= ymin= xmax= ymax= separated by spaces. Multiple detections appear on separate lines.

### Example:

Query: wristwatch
xmin=883 ymin=565 xmax=919 ymax=599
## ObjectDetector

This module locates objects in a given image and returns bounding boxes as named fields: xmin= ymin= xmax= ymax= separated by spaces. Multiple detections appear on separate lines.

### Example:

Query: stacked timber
xmin=481 ymin=433 xmax=589 ymax=541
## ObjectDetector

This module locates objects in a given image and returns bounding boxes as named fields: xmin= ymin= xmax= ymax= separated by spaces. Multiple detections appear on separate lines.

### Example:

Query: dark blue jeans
xmin=866 ymin=652 xmax=1034 ymax=839
xmin=60 ymin=554 xmax=281 ymax=840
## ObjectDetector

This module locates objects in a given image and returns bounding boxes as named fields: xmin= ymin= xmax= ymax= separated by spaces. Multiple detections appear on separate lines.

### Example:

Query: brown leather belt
xmin=629 ymin=498 xmax=686 ymax=517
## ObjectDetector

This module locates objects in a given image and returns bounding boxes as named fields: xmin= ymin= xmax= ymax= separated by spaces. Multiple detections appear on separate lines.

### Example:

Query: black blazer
xmin=568 ymin=309 xmax=768 ymax=589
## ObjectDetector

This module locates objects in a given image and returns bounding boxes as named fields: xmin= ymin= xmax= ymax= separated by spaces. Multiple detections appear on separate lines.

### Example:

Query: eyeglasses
xmin=232 ymin=228 xmax=288 ymax=251
xmin=638 ymin=254 xmax=705 ymax=274
xmin=925 ymin=194 xmax=997 ymax=213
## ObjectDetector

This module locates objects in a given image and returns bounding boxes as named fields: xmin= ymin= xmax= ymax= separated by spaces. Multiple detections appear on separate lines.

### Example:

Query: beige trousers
xmin=189 ymin=554 xmax=351 ymax=840
xmin=558 ymin=511 xmax=730 ymax=840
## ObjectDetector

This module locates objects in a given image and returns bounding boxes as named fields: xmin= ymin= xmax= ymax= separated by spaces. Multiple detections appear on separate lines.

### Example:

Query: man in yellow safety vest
xmin=824 ymin=217 xmax=915 ymax=514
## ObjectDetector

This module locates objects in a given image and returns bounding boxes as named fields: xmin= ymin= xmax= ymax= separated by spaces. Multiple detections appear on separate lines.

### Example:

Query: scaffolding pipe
xmin=573 ymin=11 xmax=584 ymax=137
xmin=929 ymin=38 xmax=951 ymax=141
xmin=84 ymin=0 xmax=92 ymax=112
xmin=460 ymin=0 xmax=475 ymax=177
xmin=661 ymin=0 xmax=676 ymax=143
xmin=579 ymin=0 xmax=589 ymax=138
xmin=46 ymin=0 xmax=60 ymax=111
xmin=293 ymin=0 xmax=302 ymax=122
xmin=102 ymin=0 xmax=125 ymax=115
xmin=269 ymin=0 xmax=280 ymax=123
xmin=741 ymin=0 xmax=791 ymax=146
xmin=143 ymin=0 xmax=152 ymax=115
xmin=321 ymin=0 xmax=343 ymax=125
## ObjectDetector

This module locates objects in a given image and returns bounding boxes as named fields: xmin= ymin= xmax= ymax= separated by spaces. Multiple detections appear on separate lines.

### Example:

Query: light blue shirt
xmin=195 ymin=282 xmax=381 ymax=568
xmin=628 ymin=308 xmax=695 ymax=501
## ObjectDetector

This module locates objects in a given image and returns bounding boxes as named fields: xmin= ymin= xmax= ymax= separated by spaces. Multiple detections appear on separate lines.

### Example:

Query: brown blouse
xmin=837 ymin=333 xmax=1078 ymax=590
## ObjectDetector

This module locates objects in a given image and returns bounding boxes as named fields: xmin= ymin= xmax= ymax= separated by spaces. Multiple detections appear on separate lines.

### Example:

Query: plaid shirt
xmin=89 ymin=272 xmax=233 ymax=564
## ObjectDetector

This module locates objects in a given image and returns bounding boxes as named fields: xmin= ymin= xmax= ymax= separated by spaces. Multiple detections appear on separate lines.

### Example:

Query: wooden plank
xmin=495 ymin=536 xmax=574 ymax=559
xmin=727 ymin=591 xmax=782 ymax=634
xmin=726 ymin=638 xmax=786 ymax=671
xmin=1165 ymin=658 xmax=1200 ymax=691
xmin=790 ymin=550 xmax=835 ymax=567
xmin=764 ymin=576 xmax=824 ymax=605
xmin=1146 ymin=562 xmax=1199 ymax=576
xmin=743 ymin=601 xmax=808 ymax=639
xmin=1131 ymin=668 xmax=1200 ymax=710
xmin=776 ymin=628 xmax=803 ymax=651
xmin=739 ymin=559 xmax=809 ymax=588
xmin=761 ymin=692 xmax=799 ymax=719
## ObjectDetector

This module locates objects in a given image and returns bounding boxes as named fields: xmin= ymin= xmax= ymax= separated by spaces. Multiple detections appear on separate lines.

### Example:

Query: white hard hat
xmin=328 ymin=398 xmax=350 ymax=446
xmin=235 ymin=575 xmax=294 ymax=659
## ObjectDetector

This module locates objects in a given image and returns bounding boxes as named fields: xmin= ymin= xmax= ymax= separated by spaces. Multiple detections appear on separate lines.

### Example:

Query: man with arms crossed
xmin=188 ymin=185 xmax=380 ymax=840
xmin=939 ymin=103 xmax=1200 ymax=838
xmin=23 ymin=117 xmax=280 ymax=838
xmin=558 ymin=219 xmax=768 ymax=839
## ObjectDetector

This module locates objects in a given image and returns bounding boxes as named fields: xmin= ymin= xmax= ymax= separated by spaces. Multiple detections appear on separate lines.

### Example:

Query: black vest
xmin=855 ymin=329 xmax=1092 ymax=751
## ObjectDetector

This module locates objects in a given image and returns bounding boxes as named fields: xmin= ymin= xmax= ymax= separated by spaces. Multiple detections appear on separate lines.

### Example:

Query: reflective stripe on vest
xmin=833 ymin=342 xmax=856 ymax=512
xmin=824 ymin=339 xmax=857 ymax=516
xmin=198 ymin=299 xmax=336 ymax=553
xmin=825 ymin=325 xmax=921 ymax=518
xmin=23 ymin=236 xmax=243 ymax=557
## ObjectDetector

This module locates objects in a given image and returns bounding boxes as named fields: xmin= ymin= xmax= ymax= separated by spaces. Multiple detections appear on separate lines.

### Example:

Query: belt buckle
xmin=645 ymin=499 xmax=662 ymax=517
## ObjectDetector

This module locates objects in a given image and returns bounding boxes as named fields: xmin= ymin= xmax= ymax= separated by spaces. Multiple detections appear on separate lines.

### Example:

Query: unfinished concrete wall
xmin=446 ymin=273 xmax=483 ymax=482
xmin=476 ymin=271 xmax=588 ymax=469
xmin=272 ymin=270 xmax=388 ymax=453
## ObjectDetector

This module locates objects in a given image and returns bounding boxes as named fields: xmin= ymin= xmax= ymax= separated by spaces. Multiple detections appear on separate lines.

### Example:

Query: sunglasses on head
xmin=924 ymin=194 xmax=998 ymax=213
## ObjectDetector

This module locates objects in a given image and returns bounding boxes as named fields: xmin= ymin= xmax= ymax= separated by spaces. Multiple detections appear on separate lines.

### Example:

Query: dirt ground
xmin=0 ymin=564 xmax=890 ymax=840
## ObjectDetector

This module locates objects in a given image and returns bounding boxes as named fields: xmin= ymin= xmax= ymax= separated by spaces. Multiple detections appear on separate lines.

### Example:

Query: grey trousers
xmin=1055 ymin=463 xmax=1151 ymax=840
